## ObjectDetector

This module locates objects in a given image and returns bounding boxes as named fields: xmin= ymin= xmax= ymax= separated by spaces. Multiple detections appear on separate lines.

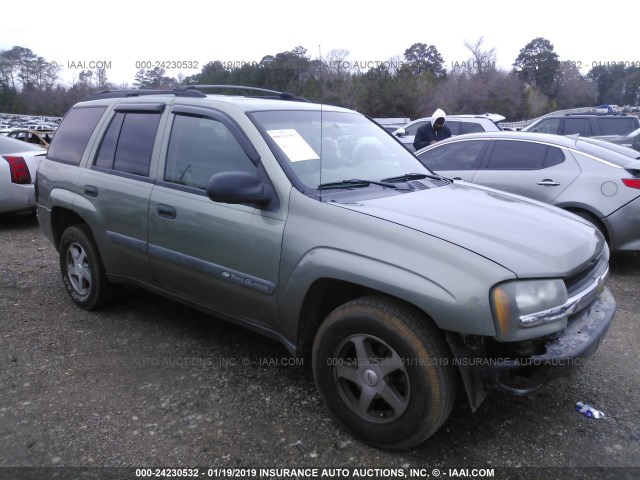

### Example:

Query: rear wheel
xmin=312 ymin=296 xmax=456 ymax=449
xmin=59 ymin=225 xmax=114 ymax=310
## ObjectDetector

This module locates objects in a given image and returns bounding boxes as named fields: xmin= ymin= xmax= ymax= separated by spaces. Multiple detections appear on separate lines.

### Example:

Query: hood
xmin=431 ymin=109 xmax=446 ymax=127
xmin=335 ymin=183 xmax=603 ymax=278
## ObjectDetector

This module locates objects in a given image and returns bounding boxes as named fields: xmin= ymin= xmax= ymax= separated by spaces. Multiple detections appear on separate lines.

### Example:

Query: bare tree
xmin=323 ymin=49 xmax=352 ymax=78
xmin=463 ymin=37 xmax=497 ymax=75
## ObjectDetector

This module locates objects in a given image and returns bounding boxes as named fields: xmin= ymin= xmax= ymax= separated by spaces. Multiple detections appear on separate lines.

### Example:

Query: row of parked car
xmin=381 ymin=110 xmax=640 ymax=252
xmin=389 ymin=111 xmax=640 ymax=152
xmin=0 ymin=117 xmax=60 ymax=213
xmin=1 ymin=117 xmax=60 ymax=146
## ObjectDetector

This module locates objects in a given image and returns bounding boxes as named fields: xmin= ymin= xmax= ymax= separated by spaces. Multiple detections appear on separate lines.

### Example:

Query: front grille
xmin=564 ymin=246 xmax=607 ymax=298
xmin=562 ymin=245 xmax=609 ymax=324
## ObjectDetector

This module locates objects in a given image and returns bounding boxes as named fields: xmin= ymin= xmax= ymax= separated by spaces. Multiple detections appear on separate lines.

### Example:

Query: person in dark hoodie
xmin=413 ymin=108 xmax=452 ymax=151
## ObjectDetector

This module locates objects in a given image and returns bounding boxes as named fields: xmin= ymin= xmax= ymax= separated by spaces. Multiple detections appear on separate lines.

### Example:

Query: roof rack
xmin=564 ymin=112 xmax=630 ymax=117
xmin=175 ymin=85 xmax=310 ymax=102
xmin=83 ymin=85 xmax=310 ymax=102
xmin=83 ymin=88 xmax=207 ymax=100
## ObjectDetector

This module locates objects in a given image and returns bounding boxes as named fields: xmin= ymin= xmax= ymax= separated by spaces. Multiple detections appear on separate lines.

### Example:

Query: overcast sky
xmin=1 ymin=0 xmax=636 ymax=87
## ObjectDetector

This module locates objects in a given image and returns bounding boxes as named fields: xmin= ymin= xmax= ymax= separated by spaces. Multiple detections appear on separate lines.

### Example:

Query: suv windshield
xmin=251 ymin=110 xmax=430 ymax=193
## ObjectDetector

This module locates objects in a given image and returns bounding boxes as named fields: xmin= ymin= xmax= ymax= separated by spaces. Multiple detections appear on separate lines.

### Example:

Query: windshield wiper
xmin=317 ymin=179 xmax=411 ymax=190
xmin=381 ymin=172 xmax=450 ymax=183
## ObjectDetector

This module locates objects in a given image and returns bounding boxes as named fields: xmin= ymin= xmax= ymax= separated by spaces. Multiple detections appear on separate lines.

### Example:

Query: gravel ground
xmin=1 ymin=213 xmax=639 ymax=480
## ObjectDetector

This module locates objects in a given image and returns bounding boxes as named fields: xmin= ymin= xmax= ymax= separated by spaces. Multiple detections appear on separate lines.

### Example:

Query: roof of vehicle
xmin=77 ymin=85 xmax=355 ymax=114
xmin=563 ymin=112 xmax=633 ymax=117
xmin=84 ymin=84 xmax=311 ymax=102
xmin=405 ymin=115 xmax=503 ymax=126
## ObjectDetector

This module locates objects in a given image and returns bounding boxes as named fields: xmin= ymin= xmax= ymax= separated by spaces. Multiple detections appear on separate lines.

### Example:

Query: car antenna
xmin=319 ymin=44 xmax=324 ymax=203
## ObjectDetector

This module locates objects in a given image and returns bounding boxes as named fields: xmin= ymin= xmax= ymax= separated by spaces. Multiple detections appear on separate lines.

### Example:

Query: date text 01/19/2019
xmin=559 ymin=60 xmax=640 ymax=69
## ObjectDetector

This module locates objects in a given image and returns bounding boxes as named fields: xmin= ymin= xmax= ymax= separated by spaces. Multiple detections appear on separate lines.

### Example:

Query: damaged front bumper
xmin=448 ymin=287 xmax=616 ymax=411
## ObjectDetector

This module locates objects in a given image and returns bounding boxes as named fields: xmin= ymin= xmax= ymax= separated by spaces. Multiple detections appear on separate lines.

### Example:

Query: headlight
xmin=491 ymin=279 xmax=568 ymax=340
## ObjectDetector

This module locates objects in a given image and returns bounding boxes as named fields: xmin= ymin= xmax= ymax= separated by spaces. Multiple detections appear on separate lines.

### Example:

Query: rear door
xmin=76 ymin=103 xmax=164 ymax=285
xmin=472 ymin=139 xmax=581 ymax=203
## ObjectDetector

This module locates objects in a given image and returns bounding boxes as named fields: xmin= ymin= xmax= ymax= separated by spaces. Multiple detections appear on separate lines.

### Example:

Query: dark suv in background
xmin=523 ymin=112 xmax=640 ymax=137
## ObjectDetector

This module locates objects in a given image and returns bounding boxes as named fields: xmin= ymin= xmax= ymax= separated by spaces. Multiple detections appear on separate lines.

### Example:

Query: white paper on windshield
xmin=267 ymin=129 xmax=320 ymax=162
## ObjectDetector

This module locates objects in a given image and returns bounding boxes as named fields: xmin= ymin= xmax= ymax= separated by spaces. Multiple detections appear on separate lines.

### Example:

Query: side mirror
xmin=207 ymin=171 xmax=272 ymax=205
xmin=393 ymin=127 xmax=406 ymax=137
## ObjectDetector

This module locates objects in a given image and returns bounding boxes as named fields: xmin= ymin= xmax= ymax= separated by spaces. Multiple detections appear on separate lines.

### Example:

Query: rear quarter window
xmin=598 ymin=117 xmax=639 ymax=136
xmin=460 ymin=122 xmax=485 ymax=134
xmin=47 ymin=107 xmax=106 ymax=165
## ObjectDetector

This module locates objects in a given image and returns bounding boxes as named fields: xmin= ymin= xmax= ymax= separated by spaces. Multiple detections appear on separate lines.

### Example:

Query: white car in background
xmin=0 ymin=135 xmax=47 ymax=214
xmin=393 ymin=113 xmax=505 ymax=151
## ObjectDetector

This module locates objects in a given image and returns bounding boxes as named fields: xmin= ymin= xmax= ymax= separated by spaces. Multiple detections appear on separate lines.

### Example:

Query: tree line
xmin=1 ymin=38 xmax=639 ymax=120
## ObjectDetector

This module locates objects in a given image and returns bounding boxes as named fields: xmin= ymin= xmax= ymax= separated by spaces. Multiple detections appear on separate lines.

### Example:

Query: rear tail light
xmin=2 ymin=155 xmax=32 ymax=184
xmin=622 ymin=178 xmax=640 ymax=190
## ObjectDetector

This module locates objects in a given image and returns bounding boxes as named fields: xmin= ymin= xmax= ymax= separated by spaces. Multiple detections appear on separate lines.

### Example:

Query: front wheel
xmin=59 ymin=224 xmax=114 ymax=310
xmin=312 ymin=296 xmax=456 ymax=449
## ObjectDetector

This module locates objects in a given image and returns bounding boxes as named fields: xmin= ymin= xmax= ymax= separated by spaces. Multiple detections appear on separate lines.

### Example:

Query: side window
xmin=47 ymin=106 xmax=106 ymax=165
xmin=564 ymin=118 xmax=593 ymax=136
xmin=164 ymin=114 xmax=256 ymax=190
xmin=460 ymin=121 xmax=485 ymax=134
xmin=416 ymin=140 xmax=486 ymax=171
xmin=446 ymin=121 xmax=461 ymax=135
xmin=405 ymin=120 xmax=428 ymax=136
xmin=93 ymin=112 xmax=161 ymax=176
xmin=94 ymin=113 xmax=124 ymax=169
xmin=486 ymin=140 xmax=548 ymax=170
xmin=529 ymin=118 xmax=560 ymax=134
xmin=599 ymin=118 xmax=637 ymax=135
xmin=544 ymin=146 xmax=565 ymax=167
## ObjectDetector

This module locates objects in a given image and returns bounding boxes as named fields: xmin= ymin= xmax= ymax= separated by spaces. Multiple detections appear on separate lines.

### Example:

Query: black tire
xmin=59 ymin=224 xmax=114 ymax=310
xmin=312 ymin=295 xmax=456 ymax=449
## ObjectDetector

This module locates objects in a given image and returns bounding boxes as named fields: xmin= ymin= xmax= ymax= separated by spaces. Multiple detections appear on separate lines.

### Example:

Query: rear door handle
xmin=537 ymin=179 xmax=560 ymax=186
xmin=84 ymin=185 xmax=98 ymax=197
xmin=156 ymin=204 xmax=177 ymax=219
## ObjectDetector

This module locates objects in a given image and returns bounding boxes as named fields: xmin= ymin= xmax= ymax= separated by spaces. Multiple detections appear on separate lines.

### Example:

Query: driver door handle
xmin=537 ymin=179 xmax=560 ymax=186
xmin=156 ymin=204 xmax=177 ymax=219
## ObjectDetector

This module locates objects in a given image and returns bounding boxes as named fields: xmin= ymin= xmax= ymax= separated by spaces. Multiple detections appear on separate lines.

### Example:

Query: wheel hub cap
xmin=363 ymin=369 xmax=378 ymax=387
xmin=332 ymin=334 xmax=410 ymax=423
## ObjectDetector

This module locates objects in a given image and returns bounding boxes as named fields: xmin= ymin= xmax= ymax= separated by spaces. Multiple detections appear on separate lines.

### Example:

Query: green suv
xmin=37 ymin=86 xmax=616 ymax=449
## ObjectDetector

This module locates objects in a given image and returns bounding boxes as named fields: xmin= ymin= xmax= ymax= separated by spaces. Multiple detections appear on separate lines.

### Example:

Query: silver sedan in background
xmin=0 ymin=135 xmax=47 ymax=214
xmin=415 ymin=131 xmax=640 ymax=251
